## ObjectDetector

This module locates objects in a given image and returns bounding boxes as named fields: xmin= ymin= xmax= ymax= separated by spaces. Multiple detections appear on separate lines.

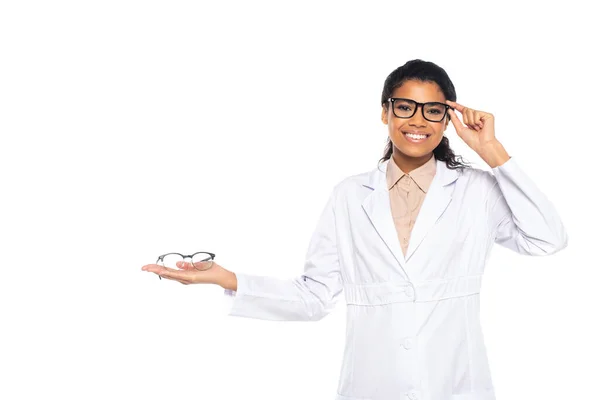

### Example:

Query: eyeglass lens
xmin=392 ymin=99 xmax=446 ymax=122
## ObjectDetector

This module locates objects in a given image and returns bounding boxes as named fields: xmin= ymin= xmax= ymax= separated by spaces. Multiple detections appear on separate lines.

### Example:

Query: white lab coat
xmin=223 ymin=157 xmax=568 ymax=400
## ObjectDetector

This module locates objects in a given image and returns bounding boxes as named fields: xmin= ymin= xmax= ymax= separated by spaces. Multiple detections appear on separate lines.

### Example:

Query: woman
xmin=142 ymin=59 xmax=568 ymax=400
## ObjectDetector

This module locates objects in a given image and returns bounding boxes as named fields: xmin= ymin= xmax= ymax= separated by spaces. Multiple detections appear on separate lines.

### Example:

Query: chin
xmin=393 ymin=143 xmax=435 ymax=158
xmin=401 ymin=149 xmax=435 ymax=158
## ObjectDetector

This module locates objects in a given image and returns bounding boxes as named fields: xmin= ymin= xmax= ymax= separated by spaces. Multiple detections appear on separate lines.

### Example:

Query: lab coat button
xmin=406 ymin=389 xmax=419 ymax=400
xmin=404 ymin=286 xmax=414 ymax=298
xmin=403 ymin=337 xmax=414 ymax=349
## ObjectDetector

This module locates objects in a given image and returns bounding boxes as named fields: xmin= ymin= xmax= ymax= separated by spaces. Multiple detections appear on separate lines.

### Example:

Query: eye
xmin=395 ymin=101 xmax=414 ymax=111
xmin=425 ymin=103 xmax=445 ymax=114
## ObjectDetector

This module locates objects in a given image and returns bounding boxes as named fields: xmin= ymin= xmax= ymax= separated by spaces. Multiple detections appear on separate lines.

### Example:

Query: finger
xmin=447 ymin=108 xmax=465 ymax=132
xmin=193 ymin=260 xmax=214 ymax=271
xmin=142 ymin=264 xmax=156 ymax=271
xmin=449 ymin=101 xmax=478 ymax=129
xmin=467 ymin=109 xmax=477 ymax=128
xmin=481 ymin=113 xmax=494 ymax=123
xmin=145 ymin=265 xmax=185 ymax=279
xmin=445 ymin=100 xmax=466 ymax=113
xmin=470 ymin=109 xmax=477 ymax=127
xmin=465 ymin=108 xmax=476 ymax=128
xmin=176 ymin=261 xmax=194 ymax=270
xmin=474 ymin=111 xmax=484 ymax=128
xmin=142 ymin=264 xmax=168 ymax=274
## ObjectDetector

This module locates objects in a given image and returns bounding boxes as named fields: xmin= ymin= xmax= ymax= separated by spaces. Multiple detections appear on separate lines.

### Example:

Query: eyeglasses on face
xmin=386 ymin=97 xmax=454 ymax=122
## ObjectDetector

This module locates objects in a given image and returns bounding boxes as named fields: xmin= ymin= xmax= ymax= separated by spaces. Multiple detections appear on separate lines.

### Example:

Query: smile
xmin=403 ymin=132 xmax=431 ymax=143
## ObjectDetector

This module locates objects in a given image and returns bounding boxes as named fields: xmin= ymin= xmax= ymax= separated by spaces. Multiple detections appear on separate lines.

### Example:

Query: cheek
xmin=430 ymin=130 xmax=445 ymax=144
xmin=432 ymin=128 xmax=445 ymax=138
xmin=432 ymin=135 xmax=444 ymax=147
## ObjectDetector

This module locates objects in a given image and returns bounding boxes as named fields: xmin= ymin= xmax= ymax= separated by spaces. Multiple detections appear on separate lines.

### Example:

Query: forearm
xmin=478 ymin=139 xmax=510 ymax=168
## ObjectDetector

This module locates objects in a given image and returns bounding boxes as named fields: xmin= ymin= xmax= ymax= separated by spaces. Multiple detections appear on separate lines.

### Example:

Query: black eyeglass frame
xmin=386 ymin=97 xmax=454 ymax=122
xmin=155 ymin=251 xmax=216 ymax=280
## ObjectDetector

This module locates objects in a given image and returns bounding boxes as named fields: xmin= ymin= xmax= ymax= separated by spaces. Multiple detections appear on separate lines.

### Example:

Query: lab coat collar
xmin=362 ymin=157 xmax=460 ymax=279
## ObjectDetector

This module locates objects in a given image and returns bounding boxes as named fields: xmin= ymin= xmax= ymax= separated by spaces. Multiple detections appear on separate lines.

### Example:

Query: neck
xmin=391 ymin=150 xmax=434 ymax=174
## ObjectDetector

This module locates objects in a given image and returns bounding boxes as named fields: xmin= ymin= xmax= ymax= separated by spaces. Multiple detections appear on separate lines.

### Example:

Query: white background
xmin=1 ymin=1 xmax=597 ymax=399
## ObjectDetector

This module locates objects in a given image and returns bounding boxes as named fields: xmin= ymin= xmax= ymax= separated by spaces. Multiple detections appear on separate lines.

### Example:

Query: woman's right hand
xmin=141 ymin=260 xmax=234 ymax=288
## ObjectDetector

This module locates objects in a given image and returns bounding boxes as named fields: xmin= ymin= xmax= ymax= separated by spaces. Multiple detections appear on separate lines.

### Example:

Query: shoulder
xmin=459 ymin=164 xmax=497 ymax=186
xmin=456 ymin=163 xmax=500 ymax=202
xmin=317 ymin=163 xmax=382 ymax=210
xmin=334 ymin=162 xmax=384 ymax=194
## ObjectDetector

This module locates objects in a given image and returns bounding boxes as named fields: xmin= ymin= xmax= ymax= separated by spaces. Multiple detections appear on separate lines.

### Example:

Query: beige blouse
xmin=386 ymin=154 xmax=437 ymax=257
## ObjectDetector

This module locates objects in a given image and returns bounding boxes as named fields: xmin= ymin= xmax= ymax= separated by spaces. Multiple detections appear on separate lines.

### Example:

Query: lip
xmin=402 ymin=130 xmax=431 ymax=143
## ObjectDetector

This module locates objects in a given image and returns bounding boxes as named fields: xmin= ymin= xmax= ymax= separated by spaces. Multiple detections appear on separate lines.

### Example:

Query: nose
xmin=408 ymin=104 xmax=427 ymax=126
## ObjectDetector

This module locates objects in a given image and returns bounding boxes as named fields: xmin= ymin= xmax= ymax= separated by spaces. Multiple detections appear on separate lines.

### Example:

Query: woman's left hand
xmin=445 ymin=100 xmax=497 ymax=154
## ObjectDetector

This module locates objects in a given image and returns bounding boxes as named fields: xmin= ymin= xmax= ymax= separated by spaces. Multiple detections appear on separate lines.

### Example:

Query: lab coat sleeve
xmin=488 ymin=157 xmax=568 ymax=255
xmin=222 ymin=185 xmax=343 ymax=321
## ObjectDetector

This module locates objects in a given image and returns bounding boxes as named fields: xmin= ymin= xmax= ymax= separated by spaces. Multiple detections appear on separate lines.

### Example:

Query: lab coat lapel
xmin=405 ymin=159 xmax=459 ymax=262
xmin=361 ymin=158 xmax=459 ymax=277
xmin=362 ymin=160 xmax=409 ymax=277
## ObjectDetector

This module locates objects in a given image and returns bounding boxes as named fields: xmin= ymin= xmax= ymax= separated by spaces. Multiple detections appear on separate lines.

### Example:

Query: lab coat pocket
xmin=337 ymin=300 xmax=410 ymax=400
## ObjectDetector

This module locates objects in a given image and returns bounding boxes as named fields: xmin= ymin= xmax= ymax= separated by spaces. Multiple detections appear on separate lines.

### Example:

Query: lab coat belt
xmin=343 ymin=274 xmax=483 ymax=305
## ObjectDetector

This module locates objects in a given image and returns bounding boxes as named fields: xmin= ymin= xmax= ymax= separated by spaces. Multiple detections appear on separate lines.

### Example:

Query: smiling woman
xmin=141 ymin=59 xmax=568 ymax=400
xmin=379 ymin=60 xmax=470 ymax=174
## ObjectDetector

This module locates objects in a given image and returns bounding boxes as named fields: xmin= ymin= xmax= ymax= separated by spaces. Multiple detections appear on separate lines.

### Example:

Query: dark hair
xmin=378 ymin=59 xmax=471 ymax=170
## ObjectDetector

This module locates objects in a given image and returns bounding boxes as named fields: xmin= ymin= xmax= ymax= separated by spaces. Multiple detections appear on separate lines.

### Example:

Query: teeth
xmin=406 ymin=133 xmax=428 ymax=140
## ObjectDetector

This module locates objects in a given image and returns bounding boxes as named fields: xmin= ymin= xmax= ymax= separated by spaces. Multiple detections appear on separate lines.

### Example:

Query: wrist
xmin=218 ymin=268 xmax=238 ymax=291
xmin=478 ymin=140 xmax=510 ymax=168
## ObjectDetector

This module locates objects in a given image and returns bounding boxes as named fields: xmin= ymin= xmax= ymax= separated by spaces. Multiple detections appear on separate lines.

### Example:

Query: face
xmin=381 ymin=79 xmax=450 ymax=163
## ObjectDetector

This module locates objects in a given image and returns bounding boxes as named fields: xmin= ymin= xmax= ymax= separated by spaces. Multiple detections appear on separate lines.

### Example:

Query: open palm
xmin=141 ymin=260 xmax=221 ymax=285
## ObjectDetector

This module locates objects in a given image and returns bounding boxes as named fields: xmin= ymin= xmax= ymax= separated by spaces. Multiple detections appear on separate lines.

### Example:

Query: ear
xmin=381 ymin=105 xmax=388 ymax=125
